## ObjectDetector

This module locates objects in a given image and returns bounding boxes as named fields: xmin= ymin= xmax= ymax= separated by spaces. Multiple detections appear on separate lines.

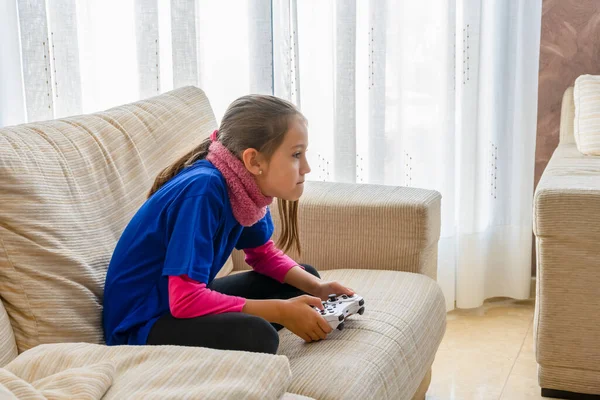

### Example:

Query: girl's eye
xmin=293 ymin=152 xmax=302 ymax=159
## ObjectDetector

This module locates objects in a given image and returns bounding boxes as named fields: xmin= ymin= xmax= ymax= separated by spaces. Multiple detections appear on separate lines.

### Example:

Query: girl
xmin=102 ymin=94 xmax=354 ymax=354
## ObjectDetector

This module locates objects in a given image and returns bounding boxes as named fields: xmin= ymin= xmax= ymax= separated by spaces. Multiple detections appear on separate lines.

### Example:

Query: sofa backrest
xmin=0 ymin=86 xmax=217 ymax=352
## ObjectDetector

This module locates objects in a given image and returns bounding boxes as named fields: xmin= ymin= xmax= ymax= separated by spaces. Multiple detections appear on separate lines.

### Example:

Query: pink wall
xmin=533 ymin=0 xmax=600 ymax=274
xmin=536 ymin=0 xmax=600 ymax=187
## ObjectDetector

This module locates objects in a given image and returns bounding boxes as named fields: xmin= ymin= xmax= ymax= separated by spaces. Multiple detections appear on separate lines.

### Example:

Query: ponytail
xmin=277 ymin=199 xmax=301 ymax=255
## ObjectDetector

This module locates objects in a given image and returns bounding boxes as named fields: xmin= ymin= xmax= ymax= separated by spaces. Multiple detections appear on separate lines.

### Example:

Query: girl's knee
xmin=243 ymin=315 xmax=279 ymax=354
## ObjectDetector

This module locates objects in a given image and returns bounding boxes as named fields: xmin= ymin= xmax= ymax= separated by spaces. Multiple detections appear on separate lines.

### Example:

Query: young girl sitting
xmin=102 ymin=94 xmax=354 ymax=354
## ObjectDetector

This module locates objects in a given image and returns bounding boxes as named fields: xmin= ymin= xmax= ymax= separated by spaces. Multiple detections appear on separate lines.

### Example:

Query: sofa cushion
xmin=3 ymin=343 xmax=292 ymax=399
xmin=574 ymin=74 xmax=600 ymax=155
xmin=0 ymin=86 xmax=217 ymax=352
xmin=534 ymin=143 xmax=600 ymax=238
xmin=0 ymin=301 xmax=18 ymax=368
xmin=278 ymin=269 xmax=446 ymax=400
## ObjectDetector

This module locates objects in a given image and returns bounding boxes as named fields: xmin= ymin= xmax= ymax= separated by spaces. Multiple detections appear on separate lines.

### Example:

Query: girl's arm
xmin=168 ymin=275 xmax=245 ymax=318
xmin=244 ymin=240 xmax=353 ymax=300
xmin=283 ymin=267 xmax=355 ymax=301
xmin=282 ymin=266 xmax=321 ymax=295
xmin=241 ymin=299 xmax=288 ymax=324
xmin=243 ymin=296 xmax=330 ymax=343
xmin=170 ymin=273 xmax=328 ymax=339
xmin=170 ymin=274 xmax=293 ymax=325
xmin=243 ymin=240 xmax=301 ymax=283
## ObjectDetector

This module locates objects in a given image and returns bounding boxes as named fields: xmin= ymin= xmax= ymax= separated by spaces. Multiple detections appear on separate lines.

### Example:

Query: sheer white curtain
xmin=1 ymin=0 xmax=542 ymax=310
xmin=252 ymin=0 xmax=542 ymax=311
xmin=0 ymin=0 xmax=26 ymax=127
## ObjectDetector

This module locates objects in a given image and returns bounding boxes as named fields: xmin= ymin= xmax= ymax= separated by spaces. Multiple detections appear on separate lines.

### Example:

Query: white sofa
xmin=533 ymin=86 xmax=600 ymax=398
xmin=0 ymin=86 xmax=446 ymax=399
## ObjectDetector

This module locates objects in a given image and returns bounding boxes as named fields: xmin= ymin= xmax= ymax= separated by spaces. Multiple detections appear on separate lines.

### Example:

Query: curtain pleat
xmin=16 ymin=0 xmax=54 ymax=122
xmin=46 ymin=0 xmax=82 ymax=118
xmin=0 ymin=0 xmax=26 ymax=126
xmin=366 ymin=0 xmax=386 ymax=185
xmin=135 ymin=0 xmax=160 ymax=99
xmin=248 ymin=0 xmax=273 ymax=95
xmin=333 ymin=0 xmax=356 ymax=183
xmin=171 ymin=0 xmax=198 ymax=88
xmin=272 ymin=0 xmax=301 ymax=106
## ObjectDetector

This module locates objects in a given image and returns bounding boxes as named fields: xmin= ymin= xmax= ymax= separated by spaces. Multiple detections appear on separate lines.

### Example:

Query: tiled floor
xmin=426 ymin=296 xmax=549 ymax=400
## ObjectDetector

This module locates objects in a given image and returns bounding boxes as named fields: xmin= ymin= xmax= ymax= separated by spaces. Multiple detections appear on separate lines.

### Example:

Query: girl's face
xmin=243 ymin=116 xmax=311 ymax=201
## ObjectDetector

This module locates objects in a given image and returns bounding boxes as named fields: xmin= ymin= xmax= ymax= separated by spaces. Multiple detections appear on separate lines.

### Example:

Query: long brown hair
xmin=147 ymin=95 xmax=306 ymax=254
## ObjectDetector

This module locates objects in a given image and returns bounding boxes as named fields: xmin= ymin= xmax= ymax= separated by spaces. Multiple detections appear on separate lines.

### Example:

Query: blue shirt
xmin=102 ymin=160 xmax=273 ymax=345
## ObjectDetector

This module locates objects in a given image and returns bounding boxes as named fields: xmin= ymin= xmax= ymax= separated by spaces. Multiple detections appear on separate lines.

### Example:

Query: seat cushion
xmin=278 ymin=269 xmax=446 ymax=400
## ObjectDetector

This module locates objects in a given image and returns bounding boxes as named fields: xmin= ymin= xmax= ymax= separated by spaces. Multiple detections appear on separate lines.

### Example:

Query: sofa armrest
xmin=233 ymin=181 xmax=441 ymax=280
xmin=533 ymin=143 xmax=600 ymax=383
xmin=534 ymin=143 xmax=600 ymax=238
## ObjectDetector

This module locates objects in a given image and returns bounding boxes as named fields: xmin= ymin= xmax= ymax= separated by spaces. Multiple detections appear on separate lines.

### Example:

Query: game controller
xmin=312 ymin=293 xmax=365 ymax=331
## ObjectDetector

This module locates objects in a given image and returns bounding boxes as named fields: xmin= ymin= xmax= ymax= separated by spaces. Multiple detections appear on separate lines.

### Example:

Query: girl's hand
xmin=314 ymin=281 xmax=354 ymax=301
xmin=280 ymin=295 xmax=333 ymax=342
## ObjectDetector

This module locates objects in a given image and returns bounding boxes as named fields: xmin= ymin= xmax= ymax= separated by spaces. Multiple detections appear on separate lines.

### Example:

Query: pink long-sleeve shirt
xmin=168 ymin=240 xmax=300 ymax=318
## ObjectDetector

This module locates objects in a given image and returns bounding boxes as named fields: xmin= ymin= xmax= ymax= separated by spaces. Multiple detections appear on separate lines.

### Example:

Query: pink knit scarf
xmin=206 ymin=135 xmax=273 ymax=227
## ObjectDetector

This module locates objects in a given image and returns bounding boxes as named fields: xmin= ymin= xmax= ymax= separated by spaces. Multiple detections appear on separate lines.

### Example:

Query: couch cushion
xmin=0 ymin=301 xmax=18 ymax=368
xmin=574 ymin=74 xmax=600 ymax=155
xmin=4 ymin=343 xmax=292 ymax=399
xmin=278 ymin=269 xmax=446 ymax=400
xmin=0 ymin=86 xmax=217 ymax=352
xmin=534 ymin=143 xmax=600 ymax=238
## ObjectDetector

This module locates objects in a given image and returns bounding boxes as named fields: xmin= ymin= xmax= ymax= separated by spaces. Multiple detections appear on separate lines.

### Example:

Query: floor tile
xmin=426 ymin=298 xmax=535 ymax=400
xmin=499 ymin=320 xmax=552 ymax=400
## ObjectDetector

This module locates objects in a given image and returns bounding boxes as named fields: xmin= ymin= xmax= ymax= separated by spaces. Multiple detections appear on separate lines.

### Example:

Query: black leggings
xmin=146 ymin=264 xmax=320 ymax=354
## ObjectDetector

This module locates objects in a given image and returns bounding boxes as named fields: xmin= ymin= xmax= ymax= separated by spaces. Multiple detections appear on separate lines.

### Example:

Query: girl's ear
xmin=241 ymin=148 xmax=264 ymax=176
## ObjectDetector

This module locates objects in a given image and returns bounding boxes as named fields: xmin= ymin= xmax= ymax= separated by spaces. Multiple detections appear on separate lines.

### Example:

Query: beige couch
xmin=533 ymin=86 xmax=600 ymax=398
xmin=0 ymin=86 xmax=446 ymax=399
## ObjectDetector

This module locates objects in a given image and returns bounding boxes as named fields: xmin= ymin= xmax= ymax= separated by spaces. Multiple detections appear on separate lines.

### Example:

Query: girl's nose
xmin=302 ymin=159 xmax=311 ymax=175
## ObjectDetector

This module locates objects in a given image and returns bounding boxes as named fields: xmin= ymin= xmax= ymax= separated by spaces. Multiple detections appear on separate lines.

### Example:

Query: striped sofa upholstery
xmin=533 ymin=86 xmax=600 ymax=396
xmin=0 ymin=87 xmax=446 ymax=399
xmin=574 ymin=75 xmax=600 ymax=156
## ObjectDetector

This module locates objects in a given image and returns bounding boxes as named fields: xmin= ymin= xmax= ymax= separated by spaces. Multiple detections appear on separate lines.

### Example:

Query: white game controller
xmin=312 ymin=293 xmax=365 ymax=331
